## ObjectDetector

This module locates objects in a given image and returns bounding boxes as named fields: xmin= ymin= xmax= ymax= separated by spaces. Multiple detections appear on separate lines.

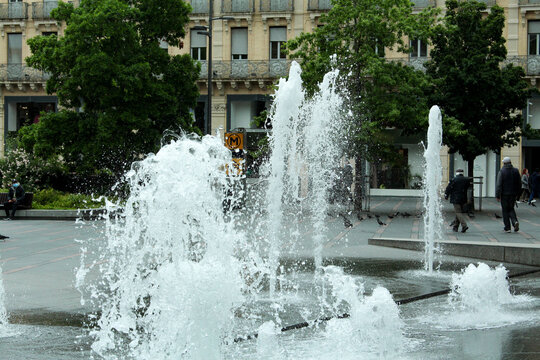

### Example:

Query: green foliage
xmin=426 ymin=0 xmax=530 ymax=169
xmin=32 ymin=188 xmax=105 ymax=209
xmin=24 ymin=0 xmax=200 ymax=176
xmin=286 ymin=0 xmax=438 ymax=162
xmin=0 ymin=148 xmax=66 ymax=191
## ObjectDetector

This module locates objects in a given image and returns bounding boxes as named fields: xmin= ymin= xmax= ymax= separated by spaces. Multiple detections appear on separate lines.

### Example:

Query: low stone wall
xmin=368 ymin=237 xmax=540 ymax=267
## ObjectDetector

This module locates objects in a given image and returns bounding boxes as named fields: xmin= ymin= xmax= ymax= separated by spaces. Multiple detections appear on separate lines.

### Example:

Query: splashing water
xmin=323 ymin=266 xmax=404 ymax=359
xmin=79 ymin=135 xmax=244 ymax=359
xmin=449 ymin=263 xmax=531 ymax=315
xmin=422 ymin=105 xmax=444 ymax=273
xmin=0 ymin=268 xmax=8 ymax=335
xmin=265 ymin=61 xmax=345 ymax=295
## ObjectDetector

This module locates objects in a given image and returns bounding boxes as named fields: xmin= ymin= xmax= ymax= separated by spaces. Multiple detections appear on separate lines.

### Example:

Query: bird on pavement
xmin=375 ymin=215 xmax=386 ymax=226
xmin=339 ymin=213 xmax=353 ymax=228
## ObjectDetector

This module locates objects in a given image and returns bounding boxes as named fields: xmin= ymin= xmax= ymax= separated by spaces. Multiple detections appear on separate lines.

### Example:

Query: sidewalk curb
xmin=369 ymin=237 xmax=540 ymax=267
xmin=9 ymin=208 xmax=106 ymax=221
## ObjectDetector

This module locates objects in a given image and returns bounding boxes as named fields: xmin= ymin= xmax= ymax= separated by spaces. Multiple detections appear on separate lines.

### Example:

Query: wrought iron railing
xmin=307 ymin=0 xmax=332 ymax=11
xmin=519 ymin=0 xmax=540 ymax=5
xmin=504 ymin=55 xmax=540 ymax=76
xmin=476 ymin=0 xmax=497 ymax=6
xmin=0 ymin=2 xmax=29 ymax=20
xmin=260 ymin=0 xmax=293 ymax=12
xmin=0 ymin=63 xmax=50 ymax=82
xmin=196 ymin=59 xmax=292 ymax=79
xmin=222 ymin=0 xmax=254 ymax=13
xmin=32 ymin=1 xmax=59 ymax=20
xmin=411 ymin=0 xmax=435 ymax=8
xmin=188 ymin=0 xmax=208 ymax=14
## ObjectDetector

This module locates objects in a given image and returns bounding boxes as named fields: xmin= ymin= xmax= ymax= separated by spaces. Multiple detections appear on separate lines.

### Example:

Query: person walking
xmin=3 ymin=179 xmax=25 ymax=220
xmin=496 ymin=157 xmax=521 ymax=233
xmin=444 ymin=169 xmax=470 ymax=233
xmin=529 ymin=168 xmax=540 ymax=206
xmin=520 ymin=168 xmax=530 ymax=202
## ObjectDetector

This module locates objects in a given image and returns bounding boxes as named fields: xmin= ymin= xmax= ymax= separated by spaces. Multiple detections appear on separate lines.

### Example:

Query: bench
xmin=0 ymin=192 xmax=34 ymax=210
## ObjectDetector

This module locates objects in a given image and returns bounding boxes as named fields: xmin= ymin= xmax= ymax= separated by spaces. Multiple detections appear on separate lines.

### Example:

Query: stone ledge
xmin=6 ymin=208 xmax=105 ymax=221
xmin=368 ymin=237 xmax=540 ymax=267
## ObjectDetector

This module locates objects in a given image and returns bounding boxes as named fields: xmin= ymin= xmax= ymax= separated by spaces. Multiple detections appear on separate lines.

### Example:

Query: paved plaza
xmin=1 ymin=196 xmax=539 ymax=317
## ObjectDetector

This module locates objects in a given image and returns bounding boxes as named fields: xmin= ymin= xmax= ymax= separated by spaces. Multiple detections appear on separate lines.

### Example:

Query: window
xmin=42 ymin=31 xmax=57 ymax=37
xmin=410 ymin=38 xmax=427 ymax=58
xmin=191 ymin=29 xmax=207 ymax=60
xmin=231 ymin=28 xmax=248 ymax=60
xmin=8 ymin=33 xmax=22 ymax=65
xmin=529 ymin=21 xmax=540 ymax=55
xmin=270 ymin=27 xmax=286 ymax=59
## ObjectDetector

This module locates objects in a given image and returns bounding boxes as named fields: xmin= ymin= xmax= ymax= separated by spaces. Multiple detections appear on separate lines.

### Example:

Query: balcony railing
xmin=196 ymin=59 xmax=292 ymax=79
xmin=32 ymin=1 xmax=59 ymax=20
xmin=0 ymin=2 xmax=29 ymax=20
xmin=188 ymin=0 xmax=208 ymax=14
xmin=0 ymin=63 xmax=50 ymax=82
xmin=307 ymin=0 xmax=332 ymax=11
xmin=519 ymin=0 xmax=540 ymax=4
xmin=411 ymin=0 xmax=435 ymax=8
xmin=222 ymin=0 xmax=254 ymax=13
xmin=260 ymin=0 xmax=293 ymax=12
xmin=476 ymin=0 xmax=497 ymax=6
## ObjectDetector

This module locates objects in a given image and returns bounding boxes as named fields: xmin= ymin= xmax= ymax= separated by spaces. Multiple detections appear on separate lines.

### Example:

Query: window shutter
xmin=232 ymin=28 xmax=248 ymax=55
xmin=270 ymin=27 xmax=286 ymax=42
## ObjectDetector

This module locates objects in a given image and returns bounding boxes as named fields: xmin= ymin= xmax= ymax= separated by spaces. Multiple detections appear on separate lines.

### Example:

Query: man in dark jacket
xmin=496 ymin=157 xmax=521 ymax=232
xmin=445 ymin=169 xmax=470 ymax=233
xmin=3 ymin=179 xmax=25 ymax=220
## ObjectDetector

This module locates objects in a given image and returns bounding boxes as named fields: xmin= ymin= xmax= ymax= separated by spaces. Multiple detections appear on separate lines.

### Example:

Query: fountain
xmin=1 ymin=62 xmax=540 ymax=359
xmin=0 ymin=266 xmax=8 ymax=334
xmin=422 ymin=105 xmax=444 ymax=273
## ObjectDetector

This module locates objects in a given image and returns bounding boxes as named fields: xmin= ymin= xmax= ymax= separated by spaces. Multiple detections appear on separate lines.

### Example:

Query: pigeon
xmin=357 ymin=213 xmax=365 ymax=221
xmin=401 ymin=212 xmax=411 ymax=217
xmin=0 ymin=234 xmax=9 ymax=240
xmin=494 ymin=213 xmax=502 ymax=219
xmin=375 ymin=215 xmax=386 ymax=226
xmin=366 ymin=214 xmax=373 ymax=219
xmin=339 ymin=213 xmax=353 ymax=228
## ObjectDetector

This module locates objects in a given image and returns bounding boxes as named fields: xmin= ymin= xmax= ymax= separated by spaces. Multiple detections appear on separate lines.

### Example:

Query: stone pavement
xmin=0 ymin=197 xmax=539 ymax=317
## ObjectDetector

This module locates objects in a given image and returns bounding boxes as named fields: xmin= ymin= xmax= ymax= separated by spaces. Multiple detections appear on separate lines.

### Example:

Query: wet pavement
xmin=0 ymin=197 xmax=539 ymax=359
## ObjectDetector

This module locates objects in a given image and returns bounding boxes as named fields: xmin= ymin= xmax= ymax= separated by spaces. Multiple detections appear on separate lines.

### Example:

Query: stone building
xmin=1 ymin=0 xmax=540 ymax=196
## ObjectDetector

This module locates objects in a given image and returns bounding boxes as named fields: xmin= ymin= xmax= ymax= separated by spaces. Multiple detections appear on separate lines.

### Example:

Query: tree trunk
xmin=467 ymin=158 xmax=475 ymax=212
xmin=354 ymin=154 xmax=369 ymax=212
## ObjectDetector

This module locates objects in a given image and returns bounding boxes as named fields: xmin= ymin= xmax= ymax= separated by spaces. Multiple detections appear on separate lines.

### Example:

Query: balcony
xmin=520 ymin=0 xmax=540 ymax=4
xmin=308 ymin=0 xmax=332 ymax=11
xmin=0 ymin=63 xmax=50 ymax=82
xmin=32 ymin=1 xmax=59 ymax=20
xmin=196 ymin=59 xmax=292 ymax=79
xmin=0 ymin=2 xmax=29 ymax=20
xmin=260 ymin=0 xmax=293 ymax=12
xmin=476 ymin=0 xmax=497 ymax=6
xmin=222 ymin=0 xmax=254 ymax=13
xmin=411 ymin=0 xmax=435 ymax=8
xmin=188 ymin=0 xmax=208 ymax=14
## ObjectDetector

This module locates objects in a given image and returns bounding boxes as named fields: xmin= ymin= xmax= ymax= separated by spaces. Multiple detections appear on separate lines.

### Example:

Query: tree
xmin=426 ymin=0 xmax=530 ymax=177
xmin=287 ymin=0 xmax=437 ymax=210
xmin=23 ymin=0 xmax=200 ymax=178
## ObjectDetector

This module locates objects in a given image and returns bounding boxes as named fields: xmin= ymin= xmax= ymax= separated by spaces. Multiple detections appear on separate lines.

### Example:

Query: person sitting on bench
xmin=4 ymin=179 xmax=25 ymax=220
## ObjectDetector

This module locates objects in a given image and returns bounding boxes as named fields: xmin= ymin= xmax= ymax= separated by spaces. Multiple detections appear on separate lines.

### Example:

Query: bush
xmin=0 ymin=148 xmax=66 ymax=191
xmin=32 ymin=189 xmax=106 ymax=209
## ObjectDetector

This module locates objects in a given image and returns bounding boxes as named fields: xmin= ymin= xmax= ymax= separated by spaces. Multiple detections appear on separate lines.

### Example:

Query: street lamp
xmin=193 ymin=4 xmax=233 ymax=135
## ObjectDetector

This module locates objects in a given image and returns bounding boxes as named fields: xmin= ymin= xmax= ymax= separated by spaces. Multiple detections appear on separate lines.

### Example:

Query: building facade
xmin=1 ymin=0 xmax=540 ymax=196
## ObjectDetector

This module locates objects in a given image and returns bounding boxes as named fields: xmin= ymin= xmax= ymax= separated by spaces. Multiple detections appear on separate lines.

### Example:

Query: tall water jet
xmin=265 ymin=62 xmax=305 ymax=297
xmin=422 ymin=105 xmax=444 ymax=273
xmin=78 ymin=135 xmax=244 ymax=359
xmin=0 ymin=268 xmax=8 ymax=334
xmin=265 ymin=61 xmax=345 ymax=294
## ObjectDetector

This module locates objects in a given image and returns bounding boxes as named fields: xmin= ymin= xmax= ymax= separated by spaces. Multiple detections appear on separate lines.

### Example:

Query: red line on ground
xmin=36 ymin=243 xmax=78 ymax=254
xmin=0 ymin=246 xmax=19 ymax=253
